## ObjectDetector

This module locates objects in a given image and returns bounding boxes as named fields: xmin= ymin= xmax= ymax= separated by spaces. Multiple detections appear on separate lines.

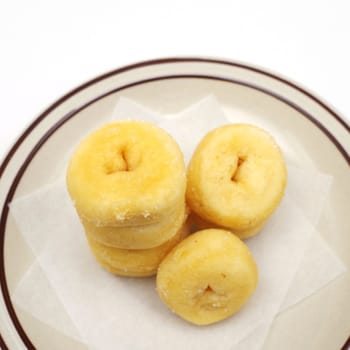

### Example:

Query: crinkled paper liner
xmin=10 ymin=96 xmax=346 ymax=350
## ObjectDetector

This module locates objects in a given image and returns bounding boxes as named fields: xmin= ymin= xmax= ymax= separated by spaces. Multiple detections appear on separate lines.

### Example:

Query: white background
xmin=0 ymin=0 xmax=349 ymax=161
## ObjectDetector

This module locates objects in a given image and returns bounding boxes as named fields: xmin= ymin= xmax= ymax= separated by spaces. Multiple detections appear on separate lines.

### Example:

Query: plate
xmin=0 ymin=57 xmax=349 ymax=350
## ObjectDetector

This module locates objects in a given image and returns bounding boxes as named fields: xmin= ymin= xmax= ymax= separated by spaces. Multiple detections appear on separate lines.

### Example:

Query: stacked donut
xmin=66 ymin=121 xmax=188 ymax=277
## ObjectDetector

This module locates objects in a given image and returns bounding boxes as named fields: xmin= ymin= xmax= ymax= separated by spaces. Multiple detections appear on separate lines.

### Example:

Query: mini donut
xmin=82 ymin=204 xmax=188 ymax=249
xmin=86 ymin=221 xmax=190 ymax=277
xmin=186 ymin=124 xmax=287 ymax=237
xmin=66 ymin=121 xmax=186 ymax=227
xmin=156 ymin=229 xmax=258 ymax=325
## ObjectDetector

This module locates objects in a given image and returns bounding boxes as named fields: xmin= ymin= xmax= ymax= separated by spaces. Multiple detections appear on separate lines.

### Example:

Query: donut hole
xmin=197 ymin=284 xmax=217 ymax=299
xmin=204 ymin=285 xmax=215 ymax=295
xmin=231 ymin=156 xmax=246 ymax=182
xmin=104 ymin=146 xmax=140 ymax=174
xmin=196 ymin=284 xmax=228 ymax=310
xmin=120 ymin=149 xmax=131 ymax=171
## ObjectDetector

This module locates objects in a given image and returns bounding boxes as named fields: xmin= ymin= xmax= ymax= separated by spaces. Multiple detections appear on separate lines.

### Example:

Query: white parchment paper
xmin=10 ymin=96 xmax=346 ymax=350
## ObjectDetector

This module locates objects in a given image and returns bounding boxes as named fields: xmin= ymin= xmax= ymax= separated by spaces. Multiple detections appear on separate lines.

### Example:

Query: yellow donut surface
xmin=67 ymin=121 xmax=186 ymax=227
xmin=87 ymin=221 xmax=190 ymax=277
xmin=82 ymin=204 xmax=188 ymax=249
xmin=156 ymin=229 xmax=258 ymax=325
xmin=188 ymin=211 xmax=266 ymax=239
xmin=186 ymin=124 xmax=287 ymax=233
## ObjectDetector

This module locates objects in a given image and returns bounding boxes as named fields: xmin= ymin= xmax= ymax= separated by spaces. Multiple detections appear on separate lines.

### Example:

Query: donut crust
xmin=87 ymin=221 xmax=190 ymax=277
xmin=67 ymin=121 xmax=186 ymax=227
xmin=186 ymin=124 xmax=287 ymax=234
xmin=157 ymin=229 xmax=258 ymax=325
xmin=82 ymin=204 xmax=188 ymax=249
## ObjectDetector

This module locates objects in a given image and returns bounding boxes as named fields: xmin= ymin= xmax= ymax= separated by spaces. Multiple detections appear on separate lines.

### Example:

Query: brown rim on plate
xmin=0 ymin=332 xmax=9 ymax=350
xmin=342 ymin=337 xmax=350 ymax=350
xmin=0 ymin=58 xmax=349 ymax=350
xmin=1 ymin=57 xmax=349 ymax=179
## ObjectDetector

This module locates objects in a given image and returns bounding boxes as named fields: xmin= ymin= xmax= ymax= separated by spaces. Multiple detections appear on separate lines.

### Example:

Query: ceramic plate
xmin=0 ymin=58 xmax=349 ymax=350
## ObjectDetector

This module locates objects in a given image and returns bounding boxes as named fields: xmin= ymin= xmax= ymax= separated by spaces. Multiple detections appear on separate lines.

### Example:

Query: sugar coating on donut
xmin=82 ymin=203 xmax=188 ymax=249
xmin=66 ymin=121 xmax=186 ymax=227
xmin=186 ymin=124 xmax=287 ymax=232
xmin=156 ymin=229 xmax=258 ymax=325
xmin=188 ymin=211 xmax=266 ymax=239
xmin=87 ymin=220 xmax=190 ymax=277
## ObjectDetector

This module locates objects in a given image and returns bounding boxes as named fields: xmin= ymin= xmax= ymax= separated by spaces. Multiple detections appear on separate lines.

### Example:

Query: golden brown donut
xmin=157 ymin=229 xmax=258 ymax=325
xmin=86 ymin=221 xmax=190 ymax=277
xmin=82 ymin=204 xmax=188 ymax=249
xmin=66 ymin=120 xmax=186 ymax=227
xmin=186 ymin=124 xmax=287 ymax=238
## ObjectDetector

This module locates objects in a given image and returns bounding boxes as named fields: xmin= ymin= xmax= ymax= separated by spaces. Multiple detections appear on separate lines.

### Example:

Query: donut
xmin=66 ymin=121 xmax=186 ymax=227
xmin=156 ymin=229 xmax=258 ymax=325
xmin=86 ymin=221 xmax=190 ymax=277
xmin=82 ymin=204 xmax=188 ymax=249
xmin=186 ymin=124 xmax=287 ymax=238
